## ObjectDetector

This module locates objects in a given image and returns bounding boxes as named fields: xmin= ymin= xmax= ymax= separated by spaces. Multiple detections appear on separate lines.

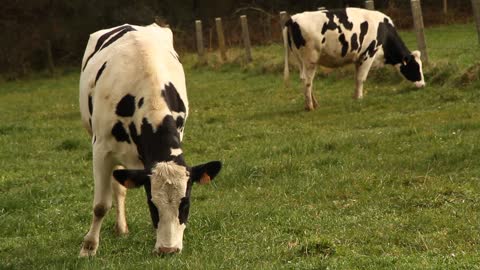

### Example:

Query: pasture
xmin=1 ymin=23 xmax=480 ymax=269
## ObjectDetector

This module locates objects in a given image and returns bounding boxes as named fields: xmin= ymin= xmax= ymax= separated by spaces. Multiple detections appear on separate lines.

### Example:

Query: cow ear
xmin=113 ymin=169 xmax=150 ymax=188
xmin=412 ymin=50 xmax=421 ymax=58
xmin=402 ymin=55 xmax=413 ymax=65
xmin=190 ymin=161 xmax=222 ymax=185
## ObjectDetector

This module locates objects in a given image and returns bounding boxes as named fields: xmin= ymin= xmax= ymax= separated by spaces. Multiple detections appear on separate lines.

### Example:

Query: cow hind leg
xmin=354 ymin=58 xmax=374 ymax=99
xmin=112 ymin=166 xmax=129 ymax=236
xmin=303 ymin=65 xmax=317 ymax=111
xmin=79 ymin=150 xmax=114 ymax=257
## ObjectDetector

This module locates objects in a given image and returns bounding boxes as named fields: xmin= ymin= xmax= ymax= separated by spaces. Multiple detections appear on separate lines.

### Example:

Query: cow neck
xmin=379 ymin=21 xmax=411 ymax=66
xmin=128 ymin=116 xmax=186 ymax=172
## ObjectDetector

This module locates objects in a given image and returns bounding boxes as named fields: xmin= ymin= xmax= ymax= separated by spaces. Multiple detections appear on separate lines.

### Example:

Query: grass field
xmin=1 ymin=23 xmax=480 ymax=269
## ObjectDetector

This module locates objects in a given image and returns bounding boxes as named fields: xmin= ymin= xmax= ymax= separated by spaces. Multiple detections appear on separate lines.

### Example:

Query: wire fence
xmin=173 ymin=0 xmax=476 ymax=54
xmin=184 ymin=2 xmax=480 ymax=68
xmin=2 ymin=1 xmax=479 ymax=78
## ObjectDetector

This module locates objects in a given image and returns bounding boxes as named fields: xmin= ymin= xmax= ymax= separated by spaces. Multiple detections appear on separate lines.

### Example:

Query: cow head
xmin=398 ymin=50 xmax=425 ymax=88
xmin=113 ymin=160 xmax=222 ymax=254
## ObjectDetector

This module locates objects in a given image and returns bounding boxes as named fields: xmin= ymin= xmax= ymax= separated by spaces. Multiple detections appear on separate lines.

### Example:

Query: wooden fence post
xmin=280 ymin=11 xmax=289 ymax=87
xmin=365 ymin=0 xmax=375 ymax=10
xmin=46 ymin=40 xmax=55 ymax=75
xmin=215 ymin=18 xmax=227 ymax=62
xmin=410 ymin=0 xmax=428 ymax=65
xmin=472 ymin=0 xmax=480 ymax=44
xmin=443 ymin=0 xmax=448 ymax=15
xmin=195 ymin=20 xmax=206 ymax=64
xmin=240 ymin=15 xmax=252 ymax=62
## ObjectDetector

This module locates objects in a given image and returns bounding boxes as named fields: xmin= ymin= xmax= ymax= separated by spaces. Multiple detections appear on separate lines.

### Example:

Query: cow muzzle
xmin=415 ymin=81 xmax=425 ymax=88
xmin=156 ymin=247 xmax=180 ymax=254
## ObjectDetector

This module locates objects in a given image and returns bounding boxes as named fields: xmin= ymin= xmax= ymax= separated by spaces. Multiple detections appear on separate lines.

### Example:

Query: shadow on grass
xmin=57 ymin=139 xmax=82 ymax=151
xmin=0 ymin=124 xmax=30 ymax=135
xmin=243 ymin=106 xmax=305 ymax=122
xmin=394 ymin=86 xmax=423 ymax=95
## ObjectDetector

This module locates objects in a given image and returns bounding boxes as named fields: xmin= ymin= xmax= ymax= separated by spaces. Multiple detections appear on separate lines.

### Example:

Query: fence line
xmin=189 ymin=6 xmax=479 ymax=66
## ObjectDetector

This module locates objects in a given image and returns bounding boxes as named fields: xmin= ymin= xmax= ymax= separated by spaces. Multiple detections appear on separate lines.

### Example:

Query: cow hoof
xmin=115 ymin=223 xmax=129 ymax=236
xmin=79 ymin=239 xmax=98 ymax=257
xmin=304 ymin=104 xmax=315 ymax=111
xmin=154 ymin=247 xmax=180 ymax=255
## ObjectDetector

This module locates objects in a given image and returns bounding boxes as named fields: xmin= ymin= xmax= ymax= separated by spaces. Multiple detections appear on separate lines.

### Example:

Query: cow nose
xmin=157 ymin=247 xmax=180 ymax=254
xmin=415 ymin=81 xmax=425 ymax=88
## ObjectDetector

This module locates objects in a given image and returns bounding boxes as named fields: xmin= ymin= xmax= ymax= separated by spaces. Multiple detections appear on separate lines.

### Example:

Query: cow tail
xmin=283 ymin=19 xmax=291 ymax=87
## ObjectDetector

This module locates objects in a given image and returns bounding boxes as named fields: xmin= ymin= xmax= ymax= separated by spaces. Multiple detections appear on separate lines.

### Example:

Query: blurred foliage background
xmin=0 ymin=0 xmax=473 ymax=76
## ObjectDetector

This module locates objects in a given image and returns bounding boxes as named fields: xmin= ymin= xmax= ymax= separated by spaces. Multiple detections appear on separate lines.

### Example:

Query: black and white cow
xmin=283 ymin=8 xmax=425 ymax=111
xmin=79 ymin=23 xmax=222 ymax=256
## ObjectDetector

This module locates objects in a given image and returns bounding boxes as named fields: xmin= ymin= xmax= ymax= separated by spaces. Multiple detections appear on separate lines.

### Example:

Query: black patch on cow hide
xmin=359 ymin=22 xmax=369 ymax=50
xmin=322 ymin=37 xmax=326 ymax=44
xmin=366 ymin=40 xmax=377 ymax=57
xmin=359 ymin=40 xmax=378 ymax=64
xmin=321 ymin=12 xmax=337 ymax=35
xmin=138 ymin=97 xmax=144 ymax=108
xmin=162 ymin=83 xmax=186 ymax=114
xmin=176 ymin=116 xmax=185 ymax=130
xmin=376 ymin=18 xmax=411 ymax=67
xmin=322 ymin=9 xmax=353 ymax=35
xmin=338 ymin=34 xmax=349 ymax=57
xmin=112 ymin=121 xmax=131 ymax=143
xmin=94 ymin=205 xmax=108 ymax=218
xmin=335 ymin=9 xmax=353 ymax=30
xmin=101 ymin=26 xmax=136 ymax=51
xmin=128 ymin=116 xmax=184 ymax=170
xmin=88 ymin=95 xmax=93 ymax=115
xmin=116 ymin=94 xmax=136 ymax=117
xmin=285 ymin=19 xmax=306 ymax=49
xmin=83 ymin=25 xmax=136 ymax=71
xmin=178 ymin=197 xmax=190 ymax=225
xmin=95 ymin=62 xmax=107 ymax=86
xmin=350 ymin=33 xmax=359 ymax=52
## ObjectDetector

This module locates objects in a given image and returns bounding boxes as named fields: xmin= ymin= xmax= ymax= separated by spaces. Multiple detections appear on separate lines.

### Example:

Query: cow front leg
xmin=112 ymin=166 xmax=128 ymax=236
xmin=311 ymin=91 xmax=319 ymax=109
xmin=354 ymin=58 xmax=374 ymax=99
xmin=79 ymin=150 xmax=114 ymax=257
xmin=303 ymin=65 xmax=317 ymax=111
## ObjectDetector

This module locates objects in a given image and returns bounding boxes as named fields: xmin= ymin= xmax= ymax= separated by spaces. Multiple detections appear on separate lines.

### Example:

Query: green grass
xmin=1 ymin=23 xmax=480 ymax=269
